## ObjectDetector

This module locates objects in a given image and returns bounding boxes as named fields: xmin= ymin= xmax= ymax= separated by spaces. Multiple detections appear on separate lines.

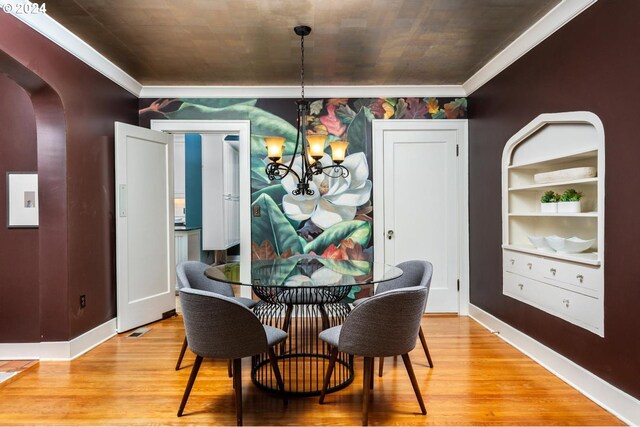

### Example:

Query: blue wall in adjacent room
xmin=184 ymin=133 xmax=202 ymax=230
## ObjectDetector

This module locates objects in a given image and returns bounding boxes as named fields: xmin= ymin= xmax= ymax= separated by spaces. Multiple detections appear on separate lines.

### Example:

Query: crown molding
xmin=7 ymin=0 xmax=596 ymax=99
xmin=462 ymin=0 xmax=597 ymax=95
xmin=139 ymin=85 xmax=466 ymax=99
xmin=6 ymin=0 xmax=142 ymax=96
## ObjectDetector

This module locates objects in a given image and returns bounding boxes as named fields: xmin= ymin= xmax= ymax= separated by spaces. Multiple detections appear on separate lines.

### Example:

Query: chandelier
xmin=264 ymin=25 xmax=350 ymax=196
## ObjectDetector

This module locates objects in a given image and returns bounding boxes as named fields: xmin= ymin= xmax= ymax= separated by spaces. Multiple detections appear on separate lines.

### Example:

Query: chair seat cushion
xmin=233 ymin=296 xmax=257 ymax=309
xmin=263 ymin=325 xmax=288 ymax=347
xmin=318 ymin=325 xmax=342 ymax=348
xmin=352 ymin=297 xmax=370 ymax=307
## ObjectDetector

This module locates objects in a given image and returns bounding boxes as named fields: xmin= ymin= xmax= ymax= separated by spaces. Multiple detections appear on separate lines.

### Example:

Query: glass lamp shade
xmin=264 ymin=136 xmax=286 ymax=161
xmin=306 ymin=134 xmax=327 ymax=159
xmin=305 ymin=148 xmax=317 ymax=165
xmin=329 ymin=140 xmax=349 ymax=164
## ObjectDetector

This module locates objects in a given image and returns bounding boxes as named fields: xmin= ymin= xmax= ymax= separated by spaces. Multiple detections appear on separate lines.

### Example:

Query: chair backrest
xmin=179 ymin=288 xmax=268 ymax=359
xmin=177 ymin=261 xmax=235 ymax=297
xmin=376 ymin=260 xmax=433 ymax=294
xmin=339 ymin=286 xmax=428 ymax=357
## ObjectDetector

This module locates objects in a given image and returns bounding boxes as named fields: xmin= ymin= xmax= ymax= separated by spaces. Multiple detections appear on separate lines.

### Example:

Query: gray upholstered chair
xmin=318 ymin=286 xmax=429 ymax=426
xmin=353 ymin=260 xmax=434 ymax=375
xmin=177 ymin=288 xmax=287 ymax=425
xmin=175 ymin=261 xmax=257 ymax=372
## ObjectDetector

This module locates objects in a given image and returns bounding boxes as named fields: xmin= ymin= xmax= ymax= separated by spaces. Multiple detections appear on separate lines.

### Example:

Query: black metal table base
xmin=251 ymin=286 xmax=354 ymax=397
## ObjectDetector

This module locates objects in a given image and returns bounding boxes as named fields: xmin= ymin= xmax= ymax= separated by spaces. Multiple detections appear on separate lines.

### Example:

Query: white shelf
xmin=503 ymin=244 xmax=601 ymax=266
xmin=508 ymin=149 xmax=597 ymax=170
xmin=509 ymin=177 xmax=597 ymax=191
xmin=509 ymin=212 xmax=597 ymax=218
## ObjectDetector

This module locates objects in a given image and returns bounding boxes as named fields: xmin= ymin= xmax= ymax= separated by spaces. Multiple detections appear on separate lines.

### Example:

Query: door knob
xmin=387 ymin=230 xmax=394 ymax=240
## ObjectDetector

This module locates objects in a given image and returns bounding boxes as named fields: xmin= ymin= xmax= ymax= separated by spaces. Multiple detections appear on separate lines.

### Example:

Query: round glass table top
xmin=204 ymin=255 xmax=403 ymax=288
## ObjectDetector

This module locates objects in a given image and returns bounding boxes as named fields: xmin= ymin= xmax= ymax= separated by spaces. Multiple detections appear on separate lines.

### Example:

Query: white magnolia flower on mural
xmin=281 ymin=152 xmax=372 ymax=230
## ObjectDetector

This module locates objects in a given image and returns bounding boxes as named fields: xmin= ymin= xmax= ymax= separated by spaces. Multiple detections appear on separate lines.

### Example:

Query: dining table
xmin=204 ymin=255 xmax=403 ymax=397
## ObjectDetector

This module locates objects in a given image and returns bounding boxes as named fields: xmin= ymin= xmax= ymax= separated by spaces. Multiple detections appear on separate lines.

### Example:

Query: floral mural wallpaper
xmin=139 ymin=97 xmax=467 ymax=298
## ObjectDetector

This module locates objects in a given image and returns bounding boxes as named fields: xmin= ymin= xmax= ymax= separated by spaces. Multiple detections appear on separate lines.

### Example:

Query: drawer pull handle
xmin=550 ymin=268 xmax=557 ymax=276
xmin=527 ymin=263 xmax=532 ymax=269
xmin=518 ymin=283 xmax=524 ymax=290
xmin=562 ymin=298 xmax=570 ymax=308
xmin=576 ymin=274 xmax=584 ymax=283
xmin=510 ymin=258 xmax=515 ymax=265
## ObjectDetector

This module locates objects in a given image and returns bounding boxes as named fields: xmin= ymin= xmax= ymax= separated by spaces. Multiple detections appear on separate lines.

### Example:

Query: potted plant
xmin=558 ymin=188 xmax=583 ymax=213
xmin=540 ymin=190 xmax=559 ymax=213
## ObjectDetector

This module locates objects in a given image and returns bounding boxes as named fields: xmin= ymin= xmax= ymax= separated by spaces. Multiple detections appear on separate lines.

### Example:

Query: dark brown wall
xmin=469 ymin=0 xmax=640 ymax=399
xmin=0 ymin=75 xmax=39 ymax=342
xmin=0 ymin=13 xmax=138 ymax=342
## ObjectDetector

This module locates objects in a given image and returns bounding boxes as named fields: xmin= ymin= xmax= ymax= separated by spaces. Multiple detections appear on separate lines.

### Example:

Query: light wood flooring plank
xmin=0 ymin=315 xmax=623 ymax=426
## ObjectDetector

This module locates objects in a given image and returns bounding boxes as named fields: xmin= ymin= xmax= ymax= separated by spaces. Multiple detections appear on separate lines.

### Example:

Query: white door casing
xmin=149 ymin=120 xmax=251 ymax=298
xmin=373 ymin=120 xmax=469 ymax=314
xmin=115 ymin=122 xmax=176 ymax=332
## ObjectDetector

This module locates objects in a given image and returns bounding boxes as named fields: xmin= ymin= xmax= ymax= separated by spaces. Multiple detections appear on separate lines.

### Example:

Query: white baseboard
xmin=469 ymin=304 xmax=639 ymax=426
xmin=0 ymin=318 xmax=116 ymax=361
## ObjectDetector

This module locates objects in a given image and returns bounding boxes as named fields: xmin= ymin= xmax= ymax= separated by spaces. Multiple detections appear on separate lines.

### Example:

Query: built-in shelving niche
xmin=501 ymin=112 xmax=605 ymax=336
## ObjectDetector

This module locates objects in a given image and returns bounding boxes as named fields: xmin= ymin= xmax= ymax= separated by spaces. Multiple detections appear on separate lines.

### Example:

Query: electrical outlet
xmin=80 ymin=295 xmax=86 ymax=309
xmin=253 ymin=206 xmax=261 ymax=217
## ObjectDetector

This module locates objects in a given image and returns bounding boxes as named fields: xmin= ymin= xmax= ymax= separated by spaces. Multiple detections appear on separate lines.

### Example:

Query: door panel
xmin=115 ymin=122 xmax=175 ymax=332
xmin=383 ymin=128 xmax=459 ymax=312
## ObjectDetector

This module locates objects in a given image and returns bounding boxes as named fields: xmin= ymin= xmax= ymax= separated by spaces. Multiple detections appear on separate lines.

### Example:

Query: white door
xmin=115 ymin=122 xmax=175 ymax=332
xmin=382 ymin=126 xmax=460 ymax=312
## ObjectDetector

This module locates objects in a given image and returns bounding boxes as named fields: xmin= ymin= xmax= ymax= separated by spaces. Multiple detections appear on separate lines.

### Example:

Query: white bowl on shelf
xmin=527 ymin=235 xmax=554 ymax=251
xmin=545 ymin=235 xmax=595 ymax=253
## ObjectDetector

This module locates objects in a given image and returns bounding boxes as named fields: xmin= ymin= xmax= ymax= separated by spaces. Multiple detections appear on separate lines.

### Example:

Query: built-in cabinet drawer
xmin=541 ymin=257 xmax=600 ymax=292
xmin=504 ymin=271 xmax=601 ymax=332
xmin=503 ymin=249 xmax=600 ymax=295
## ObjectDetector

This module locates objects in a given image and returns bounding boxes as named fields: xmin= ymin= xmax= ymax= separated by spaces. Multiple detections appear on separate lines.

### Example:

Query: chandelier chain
xmin=300 ymin=32 xmax=305 ymax=100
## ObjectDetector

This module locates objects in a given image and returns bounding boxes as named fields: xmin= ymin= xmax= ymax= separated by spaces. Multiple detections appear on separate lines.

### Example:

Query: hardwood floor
xmin=0 ymin=315 xmax=622 ymax=426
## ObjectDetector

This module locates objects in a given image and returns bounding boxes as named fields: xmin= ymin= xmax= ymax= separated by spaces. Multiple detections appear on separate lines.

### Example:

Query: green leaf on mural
xmin=181 ymin=98 xmax=257 ymax=109
xmin=336 ymin=104 xmax=357 ymax=124
xmin=252 ymin=184 xmax=287 ymax=205
xmin=317 ymin=258 xmax=372 ymax=276
xmin=310 ymin=100 xmax=323 ymax=115
xmin=431 ymin=109 xmax=446 ymax=119
xmin=251 ymin=165 xmax=271 ymax=190
xmin=166 ymin=103 xmax=298 ymax=157
xmin=346 ymin=107 xmax=368 ymax=155
xmin=303 ymin=220 xmax=371 ymax=255
xmin=252 ymin=194 xmax=303 ymax=256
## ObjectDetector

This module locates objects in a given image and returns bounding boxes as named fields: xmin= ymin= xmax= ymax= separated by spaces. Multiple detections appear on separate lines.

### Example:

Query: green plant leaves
xmin=346 ymin=107 xmax=368 ymax=155
xmin=251 ymin=194 xmax=303 ymax=256
xmin=303 ymin=220 xmax=371 ymax=255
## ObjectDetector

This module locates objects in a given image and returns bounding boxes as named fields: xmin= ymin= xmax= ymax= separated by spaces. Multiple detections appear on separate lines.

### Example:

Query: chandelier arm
xmin=317 ymin=164 xmax=351 ymax=178
xmin=265 ymin=162 xmax=301 ymax=182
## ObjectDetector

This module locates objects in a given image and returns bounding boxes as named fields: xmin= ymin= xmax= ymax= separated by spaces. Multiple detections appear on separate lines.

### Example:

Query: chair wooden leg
xmin=177 ymin=355 xmax=202 ymax=417
xmin=378 ymin=357 xmax=384 ymax=377
xmin=362 ymin=357 xmax=372 ymax=426
xmin=268 ymin=347 xmax=288 ymax=405
xmin=175 ymin=336 xmax=188 ymax=371
xmin=401 ymin=353 xmax=427 ymax=415
xmin=228 ymin=359 xmax=233 ymax=378
xmin=233 ymin=358 xmax=243 ymax=426
xmin=319 ymin=347 xmax=338 ymax=404
xmin=418 ymin=327 xmax=434 ymax=368
xmin=370 ymin=357 xmax=374 ymax=389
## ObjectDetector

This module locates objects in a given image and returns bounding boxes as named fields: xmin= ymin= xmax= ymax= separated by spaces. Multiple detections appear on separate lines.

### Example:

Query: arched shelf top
xmin=502 ymin=111 xmax=604 ymax=169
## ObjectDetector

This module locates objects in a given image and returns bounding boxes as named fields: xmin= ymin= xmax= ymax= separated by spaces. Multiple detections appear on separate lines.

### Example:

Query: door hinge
xmin=457 ymin=279 xmax=460 ymax=291
xmin=456 ymin=144 xmax=459 ymax=157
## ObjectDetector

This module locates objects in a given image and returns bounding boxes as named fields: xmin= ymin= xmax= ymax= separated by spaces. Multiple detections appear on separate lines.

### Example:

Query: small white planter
xmin=558 ymin=201 xmax=581 ymax=213
xmin=540 ymin=202 xmax=558 ymax=213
